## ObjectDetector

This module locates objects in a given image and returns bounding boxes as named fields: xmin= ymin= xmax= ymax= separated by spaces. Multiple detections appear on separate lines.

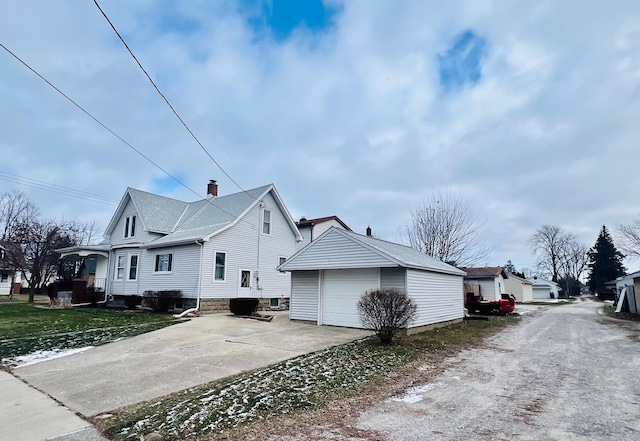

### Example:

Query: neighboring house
xmin=0 ymin=244 xmax=12 ymax=296
xmin=58 ymin=181 xmax=303 ymax=311
xmin=295 ymin=216 xmax=351 ymax=248
xmin=614 ymin=270 xmax=640 ymax=314
xmin=526 ymin=276 xmax=560 ymax=300
xmin=278 ymin=227 xmax=466 ymax=331
xmin=504 ymin=272 xmax=534 ymax=303
xmin=459 ymin=267 xmax=509 ymax=302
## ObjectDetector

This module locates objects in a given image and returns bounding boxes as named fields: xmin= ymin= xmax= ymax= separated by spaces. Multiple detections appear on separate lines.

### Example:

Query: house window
xmin=0 ymin=273 xmax=8 ymax=283
xmin=214 ymin=252 xmax=226 ymax=281
xmin=155 ymin=253 xmax=173 ymax=272
xmin=128 ymin=255 xmax=138 ymax=280
xmin=278 ymin=256 xmax=286 ymax=274
xmin=116 ymin=255 xmax=125 ymax=280
xmin=124 ymin=215 xmax=136 ymax=238
xmin=262 ymin=209 xmax=271 ymax=235
xmin=270 ymin=298 xmax=280 ymax=308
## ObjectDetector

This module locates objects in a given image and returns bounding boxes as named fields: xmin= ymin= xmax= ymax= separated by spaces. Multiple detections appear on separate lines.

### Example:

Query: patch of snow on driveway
xmin=6 ymin=347 xmax=94 ymax=368
xmin=389 ymin=383 xmax=442 ymax=404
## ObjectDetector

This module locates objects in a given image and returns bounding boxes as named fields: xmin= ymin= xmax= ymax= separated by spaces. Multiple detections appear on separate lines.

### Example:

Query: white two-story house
xmin=58 ymin=181 xmax=302 ymax=311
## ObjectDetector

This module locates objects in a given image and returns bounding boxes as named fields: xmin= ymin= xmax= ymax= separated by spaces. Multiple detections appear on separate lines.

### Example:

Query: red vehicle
xmin=466 ymin=293 xmax=516 ymax=315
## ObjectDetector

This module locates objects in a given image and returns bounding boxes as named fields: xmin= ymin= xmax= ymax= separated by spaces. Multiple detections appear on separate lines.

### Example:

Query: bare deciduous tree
xmin=0 ymin=189 xmax=39 ymax=240
xmin=400 ymin=191 xmax=490 ymax=266
xmin=4 ymin=219 xmax=74 ymax=302
xmin=357 ymin=288 xmax=417 ymax=344
xmin=527 ymin=225 xmax=574 ymax=283
xmin=0 ymin=189 xmax=100 ymax=302
xmin=561 ymin=239 xmax=589 ymax=283
xmin=617 ymin=216 xmax=640 ymax=259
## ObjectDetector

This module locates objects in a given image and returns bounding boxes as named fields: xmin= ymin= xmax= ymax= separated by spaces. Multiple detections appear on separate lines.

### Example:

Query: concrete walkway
xmin=15 ymin=313 xmax=368 ymax=417
xmin=0 ymin=370 xmax=107 ymax=441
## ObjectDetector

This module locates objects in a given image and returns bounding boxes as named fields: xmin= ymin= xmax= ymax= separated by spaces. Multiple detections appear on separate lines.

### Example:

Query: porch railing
xmin=88 ymin=278 xmax=106 ymax=291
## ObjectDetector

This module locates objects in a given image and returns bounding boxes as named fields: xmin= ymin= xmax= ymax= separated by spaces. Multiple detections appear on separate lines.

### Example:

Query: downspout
xmin=173 ymin=240 xmax=204 ymax=318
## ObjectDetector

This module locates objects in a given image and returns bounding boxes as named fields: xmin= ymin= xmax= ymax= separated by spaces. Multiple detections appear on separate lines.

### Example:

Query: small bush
xmin=357 ymin=288 xmax=417 ymax=344
xmin=124 ymin=295 xmax=142 ymax=310
xmin=143 ymin=290 xmax=183 ymax=313
xmin=229 ymin=298 xmax=259 ymax=316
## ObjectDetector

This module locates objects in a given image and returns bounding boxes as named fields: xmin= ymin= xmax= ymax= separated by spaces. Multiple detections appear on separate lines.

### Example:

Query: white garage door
xmin=533 ymin=286 xmax=550 ymax=300
xmin=322 ymin=268 xmax=379 ymax=328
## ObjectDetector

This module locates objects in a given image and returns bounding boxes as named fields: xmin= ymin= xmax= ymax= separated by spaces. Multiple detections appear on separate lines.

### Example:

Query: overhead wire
xmin=0 ymin=170 xmax=119 ymax=205
xmin=92 ymin=0 xmax=257 ymax=201
xmin=0 ymin=42 xmax=259 ymax=227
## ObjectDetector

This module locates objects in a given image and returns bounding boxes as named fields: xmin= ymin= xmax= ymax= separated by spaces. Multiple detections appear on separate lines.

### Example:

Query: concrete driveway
xmin=15 ymin=313 xmax=368 ymax=417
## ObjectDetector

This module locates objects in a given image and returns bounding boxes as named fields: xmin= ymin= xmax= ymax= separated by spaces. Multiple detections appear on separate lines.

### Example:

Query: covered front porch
xmin=56 ymin=244 xmax=110 ymax=303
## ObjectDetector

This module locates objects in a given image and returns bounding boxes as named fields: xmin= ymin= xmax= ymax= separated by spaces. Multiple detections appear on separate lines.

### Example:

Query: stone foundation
xmin=257 ymin=298 xmax=290 ymax=311
xmin=198 ymin=298 xmax=230 ymax=313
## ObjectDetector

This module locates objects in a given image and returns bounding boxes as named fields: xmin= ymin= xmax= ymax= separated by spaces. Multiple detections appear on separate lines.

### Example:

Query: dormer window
xmin=124 ymin=215 xmax=136 ymax=238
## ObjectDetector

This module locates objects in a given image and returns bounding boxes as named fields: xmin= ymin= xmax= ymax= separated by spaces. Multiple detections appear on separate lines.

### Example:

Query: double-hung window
xmin=278 ymin=256 xmax=287 ymax=274
xmin=214 ymin=252 xmax=226 ymax=281
xmin=128 ymin=254 xmax=138 ymax=280
xmin=262 ymin=210 xmax=271 ymax=235
xmin=155 ymin=253 xmax=172 ymax=273
xmin=116 ymin=255 xmax=126 ymax=280
xmin=124 ymin=215 xmax=136 ymax=238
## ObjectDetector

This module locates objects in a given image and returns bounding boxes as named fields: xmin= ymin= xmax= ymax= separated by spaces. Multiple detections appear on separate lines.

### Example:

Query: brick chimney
xmin=207 ymin=180 xmax=218 ymax=197
xmin=366 ymin=226 xmax=372 ymax=237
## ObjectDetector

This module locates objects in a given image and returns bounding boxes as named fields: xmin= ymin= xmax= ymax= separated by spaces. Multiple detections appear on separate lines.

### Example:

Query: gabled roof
xmin=506 ymin=272 xmax=532 ymax=284
xmin=280 ymin=227 xmax=466 ymax=276
xmin=526 ymin=276 xmax=559 ymax=288
xmin=460 ymin=266 xmax=508 ymax=279
xmin=296 ymin=215 xmax=352 ymax=231
xmin=105 ymin=184 xmax=302 ymax=249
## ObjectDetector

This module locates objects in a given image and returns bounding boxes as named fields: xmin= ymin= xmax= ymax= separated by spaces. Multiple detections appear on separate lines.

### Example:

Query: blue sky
xmin=1 ymin=0 xmax=639 ymax=272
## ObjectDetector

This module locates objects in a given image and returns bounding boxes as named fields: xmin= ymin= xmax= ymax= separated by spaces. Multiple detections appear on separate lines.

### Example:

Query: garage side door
xmin=322 ymin=268 xmax=379 ymax=328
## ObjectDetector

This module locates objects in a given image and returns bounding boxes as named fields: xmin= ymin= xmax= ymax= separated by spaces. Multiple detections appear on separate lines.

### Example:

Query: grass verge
xmin=0 ymin=303 xmax=177 ymax=366
xmin=97 ymin=316 xmax=519 ymax=441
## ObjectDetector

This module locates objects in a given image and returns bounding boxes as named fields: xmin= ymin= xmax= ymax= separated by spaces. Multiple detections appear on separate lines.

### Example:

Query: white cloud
xmin=1 ymin=0 xmax=639 ymax=272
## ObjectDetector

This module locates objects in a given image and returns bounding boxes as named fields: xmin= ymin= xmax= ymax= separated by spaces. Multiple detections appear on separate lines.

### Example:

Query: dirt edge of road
xmin=214 ymin=317 xmax=526 ymax=441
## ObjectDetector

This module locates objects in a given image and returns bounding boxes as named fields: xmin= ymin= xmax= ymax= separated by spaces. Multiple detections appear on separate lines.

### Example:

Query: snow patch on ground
xmin=389 ymin=383 xmax=442 ymax=404
xmin=7 ymin=346 xmax=94 ymax=368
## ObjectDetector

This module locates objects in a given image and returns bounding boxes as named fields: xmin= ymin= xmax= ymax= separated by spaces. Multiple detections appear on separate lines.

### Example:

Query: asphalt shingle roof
xmin=124 ymin=184 xmax=273 ymax=248
xmin=339 ymin=229 xmax=466 ymax=276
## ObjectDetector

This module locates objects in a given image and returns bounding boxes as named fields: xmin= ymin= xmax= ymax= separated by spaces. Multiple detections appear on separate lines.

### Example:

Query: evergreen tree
xmin=587 ymin=226 xmax=626 ymax=292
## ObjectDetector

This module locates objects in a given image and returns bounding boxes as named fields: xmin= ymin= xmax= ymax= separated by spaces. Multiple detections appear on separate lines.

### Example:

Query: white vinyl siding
xmin=407 ymin=269 xmax=464 ymax=327
xmin=285 ymin=229 xmax=394 ymax=270
xmin=136 ymin=244 xmax=201 ymax=297
xmin=290 ymin=271 xmax=319 ymax=321
xmin=321 ymin=268 xmax=380 ymax=328
xmin=110 ymin=199 xmax=159 ymax=246
xmin=200 ymin=191 xmax=297 ymax=299
xmin=465 ymin=278 xmax=499 ymax=301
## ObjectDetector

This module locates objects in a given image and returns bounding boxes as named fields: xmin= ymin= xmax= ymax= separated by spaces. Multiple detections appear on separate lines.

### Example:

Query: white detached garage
xmin=278 ymin=227 xmax=467 ymax=331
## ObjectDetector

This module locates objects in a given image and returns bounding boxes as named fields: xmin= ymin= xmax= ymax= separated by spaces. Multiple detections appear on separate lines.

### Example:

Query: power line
xmin=0 ymin=42 xmax=258 ymax=227
xmin=0 ymin=170 xmax=119 ymax=205
xmin=92 ymin=0 xmax=254 ymax=199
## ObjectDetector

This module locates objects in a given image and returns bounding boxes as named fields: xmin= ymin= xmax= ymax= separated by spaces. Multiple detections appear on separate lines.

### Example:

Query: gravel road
xmin=357 ymin=298 xmax=640 ymax=440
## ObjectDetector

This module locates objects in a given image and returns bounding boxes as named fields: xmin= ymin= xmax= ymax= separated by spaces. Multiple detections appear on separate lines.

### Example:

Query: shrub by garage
xmin=229 ymin=298 xmax=259 ymax=316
